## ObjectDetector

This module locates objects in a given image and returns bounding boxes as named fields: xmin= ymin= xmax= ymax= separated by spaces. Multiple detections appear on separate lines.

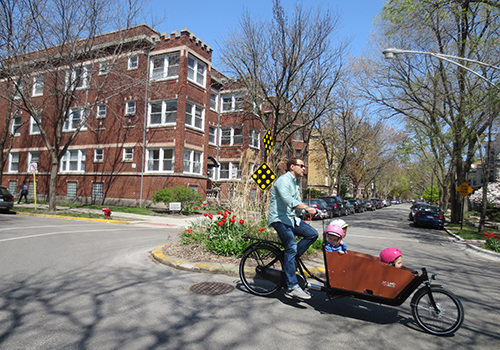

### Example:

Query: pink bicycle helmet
xmin=380 ymin=247 xmax=402 ymax=264
xmin=325 ymin=224 xmax=343 ymax=238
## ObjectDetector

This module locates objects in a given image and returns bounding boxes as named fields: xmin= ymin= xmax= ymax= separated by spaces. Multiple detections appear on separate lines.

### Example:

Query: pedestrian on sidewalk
xmin=18 ymin=182 xmax=28 ymax=204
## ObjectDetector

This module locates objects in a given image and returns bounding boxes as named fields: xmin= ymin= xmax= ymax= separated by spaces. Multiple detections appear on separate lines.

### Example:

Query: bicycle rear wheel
xmin=239 ymin=244 xmax=284 ymax=296
xmin=411 ymin=286 xmax=464 ymax=336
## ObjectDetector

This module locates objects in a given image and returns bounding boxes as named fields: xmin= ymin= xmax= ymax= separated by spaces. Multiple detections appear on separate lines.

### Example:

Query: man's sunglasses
xmin=294 ymin=164 xmax=306 ymax=168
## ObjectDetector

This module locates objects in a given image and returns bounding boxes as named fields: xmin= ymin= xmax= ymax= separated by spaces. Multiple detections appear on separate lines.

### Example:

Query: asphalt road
xmin=0 ymin=205 xmax=499 ymax=349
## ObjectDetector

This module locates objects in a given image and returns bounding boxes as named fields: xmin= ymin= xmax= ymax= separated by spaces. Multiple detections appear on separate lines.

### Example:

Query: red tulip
xmin=240 ymin=219 xmax=245 ymax=225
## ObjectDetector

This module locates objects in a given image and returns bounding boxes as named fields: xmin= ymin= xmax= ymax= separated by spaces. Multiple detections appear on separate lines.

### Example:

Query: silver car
xmin=0 ymin=186 xmax=14 ymax=212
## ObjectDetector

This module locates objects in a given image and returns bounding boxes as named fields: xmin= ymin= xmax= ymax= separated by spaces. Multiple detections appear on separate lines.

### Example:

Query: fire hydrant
xmin=102 ymin=207 xmax=112 ymax=219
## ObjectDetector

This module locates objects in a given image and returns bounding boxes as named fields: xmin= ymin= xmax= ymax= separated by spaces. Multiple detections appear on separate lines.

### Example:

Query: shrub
xmin=152 ymin=185 xmax=202 ymax=213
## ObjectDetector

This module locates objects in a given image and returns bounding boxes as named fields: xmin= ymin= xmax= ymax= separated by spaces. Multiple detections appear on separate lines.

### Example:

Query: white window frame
xmin=27 ymin=151 xmax=39 ymax=171
xmin=99 ymin=61 xmax=109 ymax=75
xmin=94 ymin=148 xmax=104 ymax=162
xmin=249 ymin=128 xmax=260 ymax=149
xmin=30 ymin=114 xmax=41 ymax=134
xmin=97 ymin=104 xmax=107 ymax=118
xmin=14 ymin=80 xmax=23 ymax=99
xmin=220 ymin=127 xmax=243 ymax=145
xmin=63 ymin=107 xmax=88 ymax=131
xmin=150 ymin=52 xmax=179 ymax=80
xmin=8 ymin=152 xmax=19 ymax=173
xmin=148 ymin=100 xmax=177 ymax=126
xmin=32 ymin=75 xmax=44 ymax=96
xmin=146 ymin=148 xmax=174 ymax=172
xmin=219 ymin=161 xmax=241 ymax=180
xmin=187 ymin=54 xmax=206 ymax=86
xmin=68 ymin=65 xmax=91 ymax=90
xmin=125 ymin=100 xmax=136 ymax=116
xmin=60 ymin=149 xmax=86 ymax=173
xmin=185 ymin=102 xmax=204 ymax=130
xmin=210 ymin=92 xmax=218 ymax=111
xmin=183 ymin=149 xmax=203 ymax=175
xmin=11 ymin=115 xmax=22 ymax=136
xmin=128 ymin=54 xmax=138 ymax=70
xmin=208 ymin=126 xmax=217 ymax=145
xmin=222 ymin=94 xmax=245 ymax=112
xmin=123 ymin=148 xmax=134 ymax=161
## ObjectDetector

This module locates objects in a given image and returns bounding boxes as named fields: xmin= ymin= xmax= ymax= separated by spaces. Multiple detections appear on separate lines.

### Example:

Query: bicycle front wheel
xmin=239 ymin=244 xmax=284 ymax=296
xmin=411 ymin=286 xmax=464 ymax=336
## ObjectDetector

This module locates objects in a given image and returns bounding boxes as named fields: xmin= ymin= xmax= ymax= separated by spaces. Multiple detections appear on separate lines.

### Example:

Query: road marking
xmin=351 ymin=234 xmax=417 ymax=242
xmin=0 ymin=228 xmax=123 ymax=242
xmin=0 ymin=225 xmax=65 ymax=231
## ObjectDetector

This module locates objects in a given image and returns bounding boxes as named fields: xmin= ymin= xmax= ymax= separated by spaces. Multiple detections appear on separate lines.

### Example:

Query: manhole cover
xmin=189 ymin=282 xmax=234 ymax=295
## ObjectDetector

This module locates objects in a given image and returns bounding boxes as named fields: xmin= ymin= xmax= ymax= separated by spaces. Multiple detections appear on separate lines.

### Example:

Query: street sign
xmin=252 ymin=162 xmax=277 ymax=191
xmin=263 ymin=129 xmax=273 ymax=154
xmin=169 ymin=202 xmax=182 ymax=211
xmin=456 ymin=182 xmax=473 ymax=197
xmin=30 ymin=162 xmax=38 ymax=172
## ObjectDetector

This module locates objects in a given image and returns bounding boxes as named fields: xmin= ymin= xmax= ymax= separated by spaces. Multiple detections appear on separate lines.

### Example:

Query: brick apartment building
xmin=0 ymin=24 xmax=306 ymax=206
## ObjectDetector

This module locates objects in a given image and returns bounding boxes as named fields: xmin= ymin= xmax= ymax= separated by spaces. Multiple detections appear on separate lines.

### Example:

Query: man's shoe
xmin=285 ymin=285 xmax=311 ymax=300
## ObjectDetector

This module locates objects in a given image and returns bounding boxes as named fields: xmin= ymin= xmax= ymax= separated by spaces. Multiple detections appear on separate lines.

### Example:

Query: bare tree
xmin=0 ymin=0 xmax=150 ymax=210
xmin=218 ymin=0 xmax=348 ymax=174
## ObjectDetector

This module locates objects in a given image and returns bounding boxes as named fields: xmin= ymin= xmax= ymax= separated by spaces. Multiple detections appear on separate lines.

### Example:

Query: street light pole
xmin=382 ymin=48 xmax=500 ymax=92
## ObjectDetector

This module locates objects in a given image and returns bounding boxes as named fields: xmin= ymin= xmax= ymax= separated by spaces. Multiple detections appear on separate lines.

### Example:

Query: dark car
xmin=365 ymin=200 xmax=375 ymax=211
xmin=413 ymin=205 xmax=444 ymax=229
xmin=348 ymin=199 xmax=364 ymax=213
xmin=371 ymin=198 xmax=382 ymax=209
xmin=343 ymin=200 xmax=355 ymax=215
xmin=409 ymin=202 xmax=429 ymax=221
xmin=302 ymin=199 xmax=330 ymax=220
xmin=0 ymin=186 xmax=14 ymax=212
xmin=319 ymin=196 xmax=344 ymax=217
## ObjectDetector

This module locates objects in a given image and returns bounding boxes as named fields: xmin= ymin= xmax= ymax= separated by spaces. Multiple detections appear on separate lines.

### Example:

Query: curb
xmin=444 ymin=227 xmax=500 ymax=260
xmin=15 ymin=211 xmax=130 ymax=224
xmin=151 ymin=244 xmax=327 ymax=277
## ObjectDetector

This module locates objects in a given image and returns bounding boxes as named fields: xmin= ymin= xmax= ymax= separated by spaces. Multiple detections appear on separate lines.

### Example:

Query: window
xmin=249 ymin=129 xmax=260 ymax=149
xmin=294 ymin=149 xmax=301 ymax=158
xmin=93 ymin=182 xmax=103 ymax=201
xmin=11 ymin=115 xmax=22 ymax=135
xmin=67 ymin=182 xmax=77 ymax=199
xmin=210 ymin=92 xmax=218 ymax=110
xmin=64 ymin=108 xmax=87 ymax=131
xmin=94 ymin=148 xmax=104 ymax=162
xmin=69 ymin=65 xmax=90 ymax=89
xmin=123 ymin=148 xmax=133 ymax=161
xmin=221 ymin=127 xmax=243 ymax=145
xmin=295 ymin=128 xmax=303 ymax=141
xmin=146 ymin=148 xmax=174 ymax=172
xmin=209 ymin=126 xmax=217 ymax=145
xmin=9 ymin=181 xmax=16 ymax=195
xmin=14 ymin=80 xmax=23 ymax=99
xmin=28 ymin=181 xmax=36 ymax=197
xmin=187 ymin=54 xmax=206 ymax=86
xmin=183 ymin=149 xmax=202 ymax=174
xmin=222 ymin=94 xmax=244 ymax=112
xmin=28 ymin=151 xmax=39 ymax=171
xmin=97 ymin=104 xmax=107 ymax=118
xmin=128 ymin=54 xmax=138 ymax=69
xmin=125 ymin=100 xmax=136 ymax=116
xmin=32 ymin=75 xmax=44 ymax=96
xmin=30 ymin=113 xmax=41 ymax=134
xmin=148 ymin=100 xmax=176 ymax=126
xmin=99 ymin=61 xmax=109 ymax=75
xmin=185 ymin=102 xmax=204 ymax=129
xmin=151 ymin=52 xmax=179 ymax=80
xmin=219 ymin=162 xmax=241 ymax=180
xmin=8 ymin=152 xmax=19 ymax=172
xmin=60 ymin=149 xmax=86 ymax=172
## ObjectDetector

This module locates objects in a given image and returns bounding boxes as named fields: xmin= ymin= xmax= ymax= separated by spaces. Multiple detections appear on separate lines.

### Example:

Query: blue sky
xmin=146 ymin=0 xmax=385 ymax=64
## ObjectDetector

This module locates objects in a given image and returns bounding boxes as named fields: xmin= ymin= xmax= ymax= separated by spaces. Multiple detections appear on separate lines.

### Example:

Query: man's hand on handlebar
xmin=305 ymin=207 xmax=317 ymax=215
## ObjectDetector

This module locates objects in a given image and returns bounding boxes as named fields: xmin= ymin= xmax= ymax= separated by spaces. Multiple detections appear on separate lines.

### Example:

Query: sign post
xmin=30 ymin=163 xmax=38 ymax=210
xmin=456 ymin=182 xmax=473 ymax=230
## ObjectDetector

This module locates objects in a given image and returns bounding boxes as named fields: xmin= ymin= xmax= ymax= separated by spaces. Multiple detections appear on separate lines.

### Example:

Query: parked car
xmin=365 ymin=200 xmax=375 ymax=211
xmin=349 ymin=199 xmax=364 ymax=213
xmin=371 ymin=198 xmax=382 ymax=209
xmin=409 ymin=203 xmax=430 ymax=221
xmin=343 ymin=200 xmax=355 ymax=215
xmin=0 ymin=186 xmax=14 ymax=212
xmin=319 ymin=196 xmax=344 ymax=217
xmin=413 ymin=205 xmax=445 ymax=229
xmin=302 ymin=199 xmax=330 ymax=220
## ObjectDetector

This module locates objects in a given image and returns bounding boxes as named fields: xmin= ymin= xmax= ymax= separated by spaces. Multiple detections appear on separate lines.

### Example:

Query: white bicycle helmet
xmin=329 ymin=218 xmax=349 ymax=229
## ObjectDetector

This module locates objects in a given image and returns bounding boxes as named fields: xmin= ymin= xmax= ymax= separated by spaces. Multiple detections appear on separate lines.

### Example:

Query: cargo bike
xmin=239 ymin=233 xmax=464 ymax=336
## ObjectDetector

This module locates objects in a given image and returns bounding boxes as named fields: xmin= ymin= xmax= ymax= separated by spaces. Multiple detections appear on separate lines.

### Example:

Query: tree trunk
xmin=49 ymin=157 xmax=59 ymax=211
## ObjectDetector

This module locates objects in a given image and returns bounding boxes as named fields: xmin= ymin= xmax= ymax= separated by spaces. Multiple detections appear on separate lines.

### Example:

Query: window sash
xmin=187 ymin=55 xmax=206 ymax=86
xmin=249 ymin=129 xmax=260 ymax=148
xmin=185 ymin=102 xmax=203 ymax=129
xmin=209 ymin=126 xmax=217 ymax=144
xmin=94 ymin=148 xmax=104 ymax=161
xmin=11 ymin=115 xmax=22 ymax=135
xmin=9 ymin=152 xmax=19 ymax=172
xmin=148 ymin=101 xmax=176 ymax=126
xmin=28 ymin=151 xmax=39 ymax=171
xmin=128 ymin=54 xmax=138 ymax=69
xmin=219 ymin=162 xmax=241 ymax=179
xmin=30 ymin=114 xmax=41 ymax=134
xmin=32 ymin=75 xmax=44 ymax=96
xmin=126 ymin=101 xmax=136 ymax=115
xmin=123 ymin=148 xmax=134 ymax=161
xmin=64 ymin=108 xmax=87 ymax=131
xmin=183 ymin=149 xmax=202 ymax=174
xmin=60 ymin=150 xmax=86 ymax=172
xmin=97 ymin=104 xmax=107 ymax=118
xmin=146 ymin=148 xmax=174 ymax=172
xmin=151 ymin=53 xmax=179 ymax=80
